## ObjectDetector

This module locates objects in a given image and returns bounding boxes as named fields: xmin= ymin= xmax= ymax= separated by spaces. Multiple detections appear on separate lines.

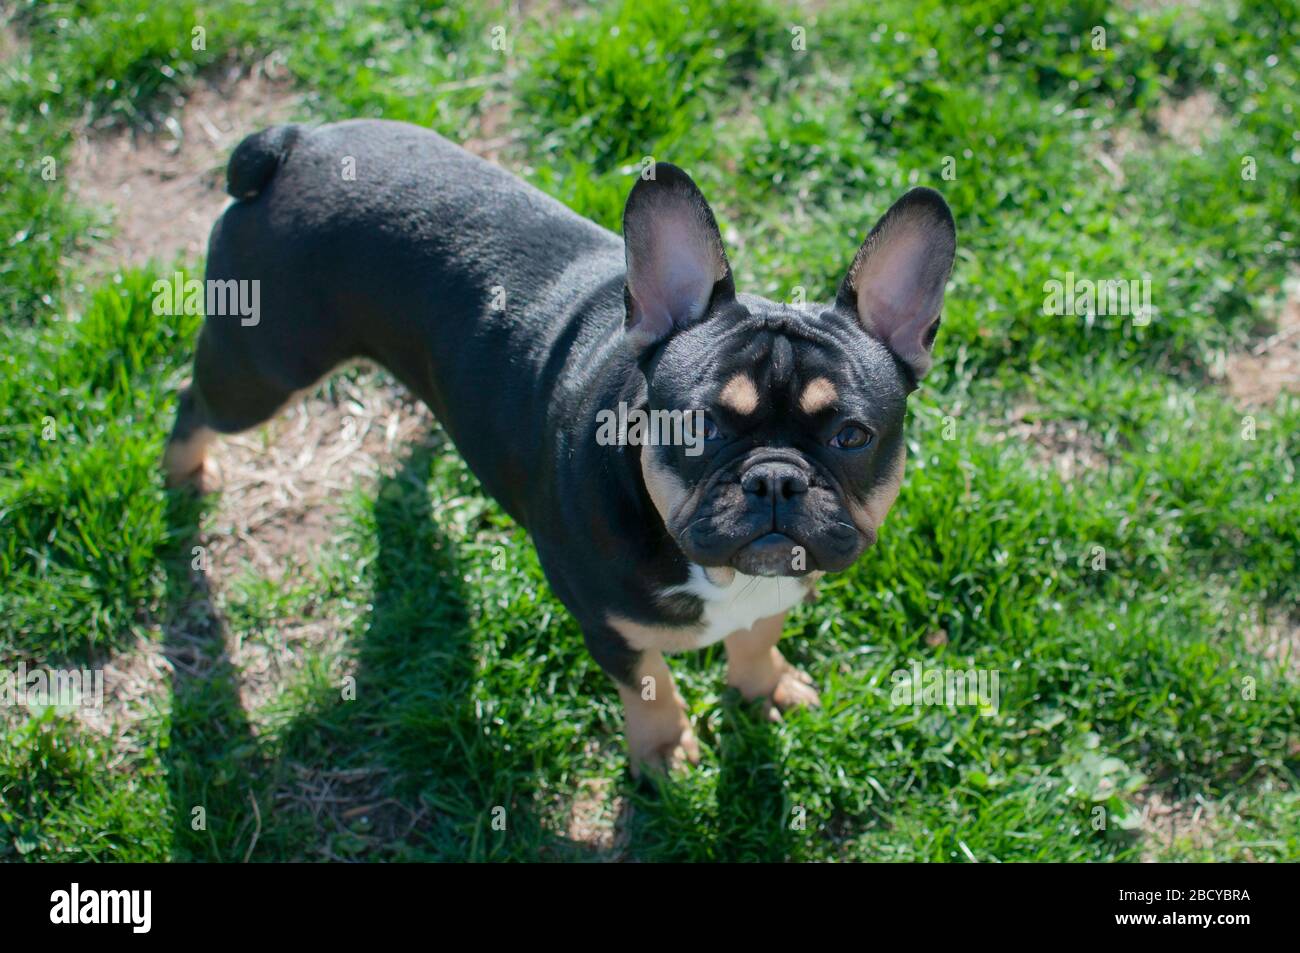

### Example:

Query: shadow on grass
xmin=624 ymin=693 xmax=797 ymax=862
xmin=713 ymin=697 xmax=799 ymax=861
xmin=161 ymin=489 xmax=268 ymax=861
xmin=162 ymin=444 xmax=651 ymax=860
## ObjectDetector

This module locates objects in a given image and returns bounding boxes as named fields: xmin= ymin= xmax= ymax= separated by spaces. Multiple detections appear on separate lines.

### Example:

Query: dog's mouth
xmin=729 ymin=532 xmax=809 ymax=577
xmin=678 ymin=515 xmax=867 ymax=577
xmin=668 ymin=449 xmax=874 ymax=577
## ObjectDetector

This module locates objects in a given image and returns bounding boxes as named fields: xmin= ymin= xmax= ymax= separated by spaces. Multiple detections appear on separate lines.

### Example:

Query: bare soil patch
xmin=1155 ymin=89 xmax=1225 ymax=149
xmin=67 ymin=60 xmax=301 ymax=273
xmin=1243 ymin=608 xmax=1300 ymax=679
xmin=991 ymin=403 xmax=1110 ymax=482
xmin=1224 ymin=282 xmax=1300 ymax=407
xmin=563 ymin=775 xmax=633 ymax=860
xmin=1136 ymin=790 xmax=1219 ymax=861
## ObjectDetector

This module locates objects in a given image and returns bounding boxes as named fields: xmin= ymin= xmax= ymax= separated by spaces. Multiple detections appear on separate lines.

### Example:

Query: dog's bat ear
xmin=838 ymin=187 xmax=956 ymax=380
xmin=622 ymin=162 xmax=735 ymax=349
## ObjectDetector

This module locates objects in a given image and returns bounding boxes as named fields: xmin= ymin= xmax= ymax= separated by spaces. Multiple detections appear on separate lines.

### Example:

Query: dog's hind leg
xmin=163 ymin=384 xmax=218 ymax=488
xmin=165 ymin=123 xmax=350 ymax=489
xmin=163 ymin=321 xmax=319 ymax=489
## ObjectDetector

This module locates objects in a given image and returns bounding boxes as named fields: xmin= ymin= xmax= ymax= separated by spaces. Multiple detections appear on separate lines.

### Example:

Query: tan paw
xmin=763 ymin=665 xmax=821 ymax=722
xmin=628 ymin=719 xmax=700 ymax=779
xmin=727 ymin=645 xmax=821 ymax=721
xmin=163 ymin=426 xmax=217 ymax=490
xmin=165 ymin=457 xmax=212 ymax=491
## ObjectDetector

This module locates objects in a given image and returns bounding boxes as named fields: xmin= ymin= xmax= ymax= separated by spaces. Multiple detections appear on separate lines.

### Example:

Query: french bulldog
xmin=164 ymin=119 xmax=956 ymax=775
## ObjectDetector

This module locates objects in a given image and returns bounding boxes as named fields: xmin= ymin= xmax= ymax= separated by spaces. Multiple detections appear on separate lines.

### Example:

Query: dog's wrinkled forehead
xmin=649 ymin=298 xmax=910 ymax=421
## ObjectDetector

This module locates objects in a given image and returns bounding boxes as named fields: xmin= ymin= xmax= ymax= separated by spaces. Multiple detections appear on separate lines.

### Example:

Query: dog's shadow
xmin=161 ymin=489 xmax=266 ymax=861
xmin=162 ymin=444 xmax=802 ymax=861
xmin=624 ymin=689 xmax=798 ymax=862
xmin=162 ymin=444 xmax=608 ymax=860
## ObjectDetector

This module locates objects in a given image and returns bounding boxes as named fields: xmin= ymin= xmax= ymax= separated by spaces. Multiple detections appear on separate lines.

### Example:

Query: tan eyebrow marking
xmin=719 ymin=373 xmax=759 ymax=415
xmin=799 ymin=377 xmax=838 ymax=414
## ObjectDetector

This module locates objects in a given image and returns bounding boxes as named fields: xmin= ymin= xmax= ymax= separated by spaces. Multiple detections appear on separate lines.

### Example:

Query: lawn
xmin=0 ymin=0 xmax=1296 ymax=862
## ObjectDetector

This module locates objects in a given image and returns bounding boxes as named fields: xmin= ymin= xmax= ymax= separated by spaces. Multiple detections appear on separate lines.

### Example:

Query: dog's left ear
xmin=622 ymin=163 xmax=735 ymax=349
xmin=838 ymin=187 xmax=956 ymax=380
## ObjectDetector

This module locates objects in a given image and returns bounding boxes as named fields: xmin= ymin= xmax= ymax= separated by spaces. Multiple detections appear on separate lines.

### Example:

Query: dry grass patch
xmin=1224 ymin=282 xmax=1300 ymax=407
xmin=989 ymin=403 xmax=1110 ymax=482
xmin=67 ymin=60 xmax=301 ymax=273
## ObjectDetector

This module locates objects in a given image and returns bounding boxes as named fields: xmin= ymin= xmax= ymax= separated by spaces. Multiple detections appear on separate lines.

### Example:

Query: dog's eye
xmin=699 ymin=414 xmax=722 ymax=441
xmin=830 ymin=423 xmax=873 ymax=450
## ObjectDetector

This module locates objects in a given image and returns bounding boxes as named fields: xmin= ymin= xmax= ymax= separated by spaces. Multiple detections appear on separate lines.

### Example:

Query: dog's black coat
xmin=175 ymin=119 xmax=955 ymax=687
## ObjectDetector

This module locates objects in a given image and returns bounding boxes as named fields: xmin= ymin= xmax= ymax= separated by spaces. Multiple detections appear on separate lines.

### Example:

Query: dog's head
xmin=623 ymin=163 xmax=955 ymax=578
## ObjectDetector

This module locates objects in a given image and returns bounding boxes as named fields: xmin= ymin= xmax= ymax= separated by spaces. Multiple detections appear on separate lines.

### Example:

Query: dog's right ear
xmin=622 ymin=163 xmax=735 ymax=349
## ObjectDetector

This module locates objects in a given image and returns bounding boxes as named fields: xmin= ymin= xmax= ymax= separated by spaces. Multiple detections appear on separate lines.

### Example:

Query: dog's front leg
xmin=616 ymin=651 xmax=699 ymax=777
xmin=585 ymin=626 xmax=700 ymax=776
xmin=724 ymin=612 xmax=820 ymax=721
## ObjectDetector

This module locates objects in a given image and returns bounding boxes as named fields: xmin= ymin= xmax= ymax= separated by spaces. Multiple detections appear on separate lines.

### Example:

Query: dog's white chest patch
xmin=663 ymin=566 xmax=808 ymax=648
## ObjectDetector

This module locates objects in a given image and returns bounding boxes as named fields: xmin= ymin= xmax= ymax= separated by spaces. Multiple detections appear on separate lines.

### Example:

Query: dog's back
xmin=174 ymin=120 xmax=627 ymax=515
xmin=208 ymin=119 xmax=620 ymax=394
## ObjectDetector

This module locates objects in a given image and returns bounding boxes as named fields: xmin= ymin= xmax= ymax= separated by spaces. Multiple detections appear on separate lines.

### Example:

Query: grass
xmin=0 ymin=0 xmax=1296 ymax=861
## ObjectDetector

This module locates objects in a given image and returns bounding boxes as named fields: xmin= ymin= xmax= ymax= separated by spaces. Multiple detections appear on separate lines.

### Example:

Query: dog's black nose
xmin=741 ymin=461 xmax=809 ymax=501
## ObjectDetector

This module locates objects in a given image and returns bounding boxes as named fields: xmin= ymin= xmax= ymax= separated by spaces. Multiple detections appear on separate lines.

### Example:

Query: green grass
xmin=0 ymin=0 xmax=1296 ymax=861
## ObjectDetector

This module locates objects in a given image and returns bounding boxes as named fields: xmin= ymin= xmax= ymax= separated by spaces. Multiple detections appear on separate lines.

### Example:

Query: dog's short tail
xmin=226 ymin=124 xmax=302 ymax=201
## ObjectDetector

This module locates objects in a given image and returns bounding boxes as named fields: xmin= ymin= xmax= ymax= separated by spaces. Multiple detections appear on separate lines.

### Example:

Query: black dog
xmin=165 ymin=120 xmax=956 ymax=774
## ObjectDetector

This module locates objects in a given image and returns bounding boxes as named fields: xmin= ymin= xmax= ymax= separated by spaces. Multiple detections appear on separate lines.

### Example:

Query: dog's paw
xmin=164 ymin=458 xmax=210 ymax=491
xmin=728 ymin=649 xmax=821 ymax=722
xmin=628 ymin=718 xmax=700 ymax=779
xmin=163 ymin=427 xmax=217 ymax=491
xmin=763 ymin=665 xmax=821 ymax=722
xmin=164 ymin=453 xmax=220 ymax=492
